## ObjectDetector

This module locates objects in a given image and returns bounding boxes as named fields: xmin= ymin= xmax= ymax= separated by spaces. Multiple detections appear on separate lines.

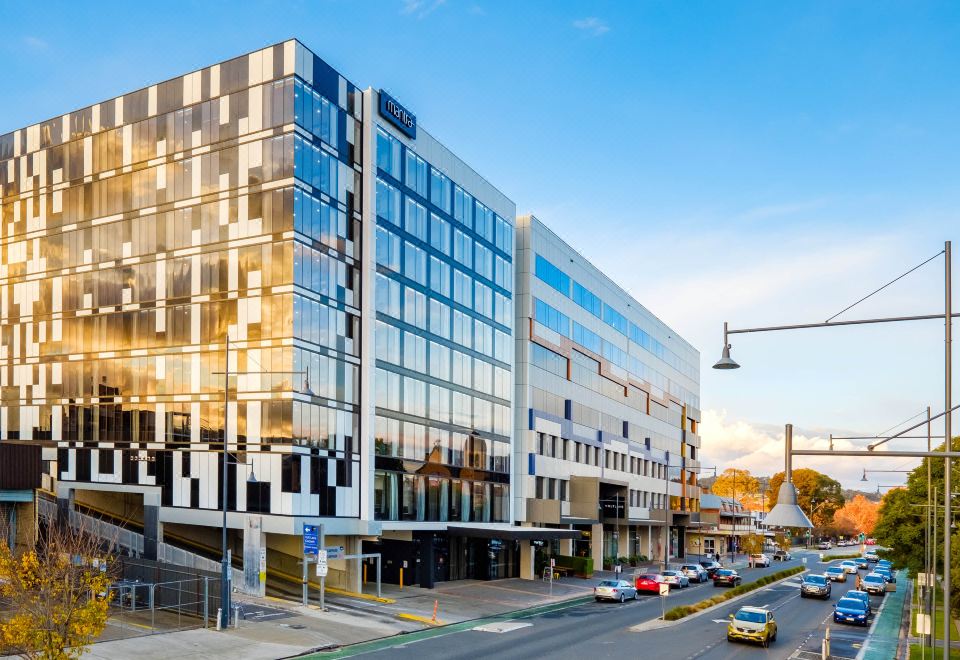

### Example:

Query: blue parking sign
xmin=303 ymin=525 xmax=319 ymax=555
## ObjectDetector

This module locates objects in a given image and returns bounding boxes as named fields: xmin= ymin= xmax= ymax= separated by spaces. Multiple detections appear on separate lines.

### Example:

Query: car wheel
xmin=800 ymin=592 xmax=806 ymax=598
xmin=595 ymin=597 xmax=601 ymax=602
xmin=619 ymin=592 xmax=626 ymax=603
xmin=772 ymin=630 xmax=777 ymax=642
xmin=762 ymin=636 xmax=769 ymax=648
xmin=633 ymin=591 xmax=639 ymax=600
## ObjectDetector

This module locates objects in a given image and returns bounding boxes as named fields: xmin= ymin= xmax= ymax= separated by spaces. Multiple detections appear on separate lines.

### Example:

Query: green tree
xmin=767 ymin=468 xmax=844 ymax=529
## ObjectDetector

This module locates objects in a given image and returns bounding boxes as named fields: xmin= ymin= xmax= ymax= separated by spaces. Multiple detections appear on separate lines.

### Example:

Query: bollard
xmin=216 ymin=608 xmax=222 ymax=631
xmin=400 ymin=567 xmax=404 ymax=591
xmin=432 ymin=599 xmax=439 ymax=623
xmin=822 ymin=625 xmax=830 ymax=659
xmin=364 ymin=563 xmax=368 ymax=585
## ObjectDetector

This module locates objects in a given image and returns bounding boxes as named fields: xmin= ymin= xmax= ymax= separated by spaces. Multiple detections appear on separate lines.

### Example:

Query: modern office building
xmin=514 ymin=215 xmax=701 ymax=573
xmin=0 ymin=39 xmax=526 ymax=592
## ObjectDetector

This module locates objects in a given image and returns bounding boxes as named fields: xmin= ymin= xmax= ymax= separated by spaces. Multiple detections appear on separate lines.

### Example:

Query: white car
xmin=749 ymin=553 xmax=771 ymax=567
xmin=840 ymin=560 xmax=859 ymax=574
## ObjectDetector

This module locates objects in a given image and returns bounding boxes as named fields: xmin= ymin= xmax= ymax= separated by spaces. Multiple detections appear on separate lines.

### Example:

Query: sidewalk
xmin=860 ymin=578 xmax=908 ymax=660
xmin=75 ymin=574 xmax=601 ymax=660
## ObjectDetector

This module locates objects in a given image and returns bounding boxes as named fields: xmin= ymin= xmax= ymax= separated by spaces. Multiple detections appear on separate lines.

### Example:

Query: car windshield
xmin=717 ymin=570 xmax=733 ymax=576
xmin=826 ymin=567 xmax=842 ymax=573
xmin=805 ymin=576 xmax=828 ymax=585
xmin=638 ymin=574 xmax=658 ymax=581
xmin=837 ymin=599 xmax=865 ymax=611
xmin=663 ymin=571 xmax=678 ymax=576
xmin=598 ymin=580 xmax=618 ymax=587
xmin=735 ymin=610 xmax=767 ymax=623
xmin=864 ymin=575 xmax=884 ymax=583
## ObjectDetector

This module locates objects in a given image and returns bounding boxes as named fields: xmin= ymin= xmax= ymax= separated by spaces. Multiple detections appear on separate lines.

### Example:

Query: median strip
xmin=631 ymin=566 xmax=807 ymax=631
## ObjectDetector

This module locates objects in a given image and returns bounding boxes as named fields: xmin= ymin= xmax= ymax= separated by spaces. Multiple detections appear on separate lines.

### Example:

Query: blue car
xmin=874 ymin=567 xmax=896 ymax=584
xmin=845 ymin=590 xmax=872 ymax=614
xmin=834 ymin=597 xmax=870 ymax=625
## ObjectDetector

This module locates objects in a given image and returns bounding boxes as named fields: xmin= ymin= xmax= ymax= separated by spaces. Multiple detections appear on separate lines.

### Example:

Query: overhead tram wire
xmin=824 ymin=250 xmax=945 ymax=324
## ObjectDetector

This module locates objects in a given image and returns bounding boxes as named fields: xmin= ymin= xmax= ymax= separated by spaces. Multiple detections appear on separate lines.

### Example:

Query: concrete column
xmin=56 ymin=487 xmax=74 ymax=529
xmin=560 ymin=536 xmax=573 ymax=556
xmin=242 ymin=515 xmax=266 ymax=597
xmin=142 ymin=504 xmax=159 ymax=560
xmin=591 ymin=523 xmax=603 ymax=571
xmin=346 ymin=535 xmax=364 ymax=593
xmin=519 ymin=540 xmax=534 ymax=580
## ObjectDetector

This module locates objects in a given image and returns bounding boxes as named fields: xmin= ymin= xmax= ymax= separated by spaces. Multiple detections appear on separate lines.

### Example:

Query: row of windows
xmin=293 ymin=79 xmax=339 ymax=149
xmin=375 ymin=274 xmax=512 ymax=364
xmin=373 ymin=471 xmax=509 ymax=522
xmin=374 ymin=368 xmax=510 ymax=436
xmin=293 ymin=135 xmax=340 ymax=201
xmin=374 ymin=415 xmax=510 ymax=472
xmin=376 ymin=227 xmax=512 ymax=327
xmin=375 ymin=321 xmax=510 ymax=399
xmin=292 ymin=294 xmax=359 ymax=357
xmin=533 ymin=297 xmax=699 ymax=407
xmin=375 ymin=178 xmax=513 ymax=268
xmin=534 ymin=254 xmax=698 ymax=382
xmin=293 ymin=188 xmax=354 ymax=258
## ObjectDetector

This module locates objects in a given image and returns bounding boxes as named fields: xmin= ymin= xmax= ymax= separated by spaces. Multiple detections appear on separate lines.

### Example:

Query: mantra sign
xmin=378 ymin=90 xmax=416 ymax=139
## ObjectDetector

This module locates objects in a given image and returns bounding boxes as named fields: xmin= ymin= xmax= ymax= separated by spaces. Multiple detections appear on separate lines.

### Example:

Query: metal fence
xmin=100 ymin=557 xmax=223 ymax=642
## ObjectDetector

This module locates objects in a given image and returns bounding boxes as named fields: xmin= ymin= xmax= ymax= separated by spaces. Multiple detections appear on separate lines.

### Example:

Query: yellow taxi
xmin=727 ymin=606 xmax=777 ymax=647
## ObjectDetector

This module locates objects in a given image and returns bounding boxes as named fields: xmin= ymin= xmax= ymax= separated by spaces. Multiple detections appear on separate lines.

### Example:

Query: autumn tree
xmin=832 ymin=494 xmax=879 ymax=536
xmin=0 ymin=521 xmax=116 ymax=660
xmin=711 ymin=469 xmax=762 ymax=510
xmin=767 ymin=468 xmax=844 ymax=529
xmin=741 ymin=533 xmax=765 ymax=558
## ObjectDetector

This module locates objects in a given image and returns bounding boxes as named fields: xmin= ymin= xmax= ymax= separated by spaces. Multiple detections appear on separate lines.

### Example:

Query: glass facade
xmin=371 ymin=124 xmax=513 ymax=523
xmin=0 ymin=41 xmax=363 ymax=518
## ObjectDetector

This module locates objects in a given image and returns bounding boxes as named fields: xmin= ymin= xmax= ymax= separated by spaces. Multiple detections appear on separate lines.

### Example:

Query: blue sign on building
xmin=303 ymin=525 xmax=319 ymax=555
xmin=378 ymin=90 xmax=416 ymax=139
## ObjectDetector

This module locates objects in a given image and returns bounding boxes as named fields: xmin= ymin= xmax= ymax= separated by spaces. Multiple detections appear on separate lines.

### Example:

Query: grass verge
xmin=908 ymin=644 xmax=960 ymax=659
xmin=663 ymin=566 xmax=805 ymax=621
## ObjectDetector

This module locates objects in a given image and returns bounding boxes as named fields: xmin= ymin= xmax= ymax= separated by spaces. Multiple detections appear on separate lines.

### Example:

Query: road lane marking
xmin=472 ymin=622 xmax=532 ymax=634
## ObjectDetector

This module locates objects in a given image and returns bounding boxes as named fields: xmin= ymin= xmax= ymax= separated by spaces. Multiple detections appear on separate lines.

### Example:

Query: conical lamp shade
xmin=763 ymin=480 xmax=813 ymax=528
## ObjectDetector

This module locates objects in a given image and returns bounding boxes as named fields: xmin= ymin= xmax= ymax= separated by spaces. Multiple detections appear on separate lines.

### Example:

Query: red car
xmin=635 ymin=574 xmax=664 ymax=594
xmin=865 ymin=538 xmax=877 ymax=545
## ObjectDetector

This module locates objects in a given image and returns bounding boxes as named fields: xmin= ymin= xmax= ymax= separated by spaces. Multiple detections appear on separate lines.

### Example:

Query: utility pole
xmin=943 ymin=240 xmax=952 ymax=659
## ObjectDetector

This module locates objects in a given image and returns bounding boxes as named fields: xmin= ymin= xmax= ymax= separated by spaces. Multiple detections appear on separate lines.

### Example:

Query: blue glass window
xmin=430 ymin=213 xmax=451 ymax=255
xmin=376 ymin=128 xmax=402 ymax=179
xmin=534 ymin=255 xmax=570 ymax=296
xmin=405 ymin=197 xmax=427 ymax=241
xmin=430 ymin=168 xmax=452 ymax=213
xmin=405 ymin=150 xmax=429 ymax=198
xmin=533 ymin=298 xmax=570 ymax=337
xmin=454 ymin=186 xmax=473 ymax=228
xmin=602 ymin=303 xmax=628 ymax=336
xmin=572 ymin=281 xmax=602 ymax=318
xmin=376 ymin=178 xmax=401 ymax=226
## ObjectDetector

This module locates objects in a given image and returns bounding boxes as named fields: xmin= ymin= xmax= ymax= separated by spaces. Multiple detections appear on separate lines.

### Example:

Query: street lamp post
xmin=713 ymin=240 xmax=953 ymax=657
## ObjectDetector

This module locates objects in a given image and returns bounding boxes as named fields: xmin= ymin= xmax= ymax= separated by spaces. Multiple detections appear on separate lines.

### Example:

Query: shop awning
xmin=447 ymin=524 xmax=581 ymax=540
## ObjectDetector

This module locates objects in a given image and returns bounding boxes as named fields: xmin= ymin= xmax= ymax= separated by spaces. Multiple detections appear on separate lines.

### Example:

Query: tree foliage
xmin=741 ymin=533 xmax=765 ymax=556
xmin=711 ymin=469 xmax=763 ymax=510
xmin=832 ymin=494 xmax=879 ymax=536
xmin=767 ymin=468 xmax=844 ymax=528
xmin=0 ymin=522 xmax=116 ymax=659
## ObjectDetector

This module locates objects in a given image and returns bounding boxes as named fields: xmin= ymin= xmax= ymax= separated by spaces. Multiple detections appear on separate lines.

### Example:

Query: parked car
xmin=714 ymin=569 xmax=742 ymax=587
xmin=634 ymin=574 xmax=664 ymax=595
xmin=840 ymin=560 xmax=859 ymax=574
xmin=817 ymin=541 xmax=833 ymax=550
xmin=773 ymin=550 xmax=792 ymax=561
xmin=825 ymin=566 xmax=847 ymax=582
xmin=862 ymin=573 xmax=888 ymax=595
xmin=845 ymin=590 xmax=872 ymax=614
xmin=856 ymin=557 xmax=870 ymax=570
xmin=877 ymin=559 xmax=893 ymax=570
xmin=834 ymin=597 xmax=870 ymax=626
xmin=864 ymin=551 xmax=880 ymax=562
xmin=727 ymin=606 xmax=777 ymax=647
xmin=749 ymin=553 xmax=771 ymax=568
xmin=800 ymin=574 xmax=832 ymax=599
xmin=679 ymin=564 xmax=709 ymax=583
xmin=699 ymin=560 xmax=723 ymax=578
xmin=866 ymin=538 xmax=877 ymax=545
xmin=594 ymin=579 xmax=638 ymax=603
xmin=661 ymin=571 xmax=690 ymax=589
xmin=874 ymin=567 xmax=896 ymax=584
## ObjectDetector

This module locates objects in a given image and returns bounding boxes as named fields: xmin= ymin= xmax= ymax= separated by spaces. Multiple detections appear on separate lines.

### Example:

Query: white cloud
xmin=699 ymin=409 xmax=921 ymax=490
xmin=22 ymin=36 xmax=48 ymax=50
xmin=572 ymin=17 xmax=610 ymax=37
xmin=401 ymin=0 xmax=446 ymax=18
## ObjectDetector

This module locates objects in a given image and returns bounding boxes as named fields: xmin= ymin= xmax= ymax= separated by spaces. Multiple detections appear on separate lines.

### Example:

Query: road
xmin=351 ymin=550 xmax=889 ymax=660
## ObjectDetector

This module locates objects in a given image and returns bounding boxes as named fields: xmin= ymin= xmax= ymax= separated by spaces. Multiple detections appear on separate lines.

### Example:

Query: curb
xmin=630 ymin=568 xmax=808 ymax=632
xmin=397 ymin=613 xmax=445 ymax=626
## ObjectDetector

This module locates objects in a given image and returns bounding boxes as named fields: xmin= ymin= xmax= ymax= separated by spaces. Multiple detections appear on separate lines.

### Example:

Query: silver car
xmin=661 ymin=570 xmax=690 ymax=588
xmin=594 ymin=579 xmax=638 ymax=603
xmin=679 ymin=563 xmax=709 ymax=583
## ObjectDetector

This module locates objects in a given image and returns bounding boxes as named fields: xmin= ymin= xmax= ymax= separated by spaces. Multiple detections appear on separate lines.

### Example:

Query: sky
xmin=3 ymin=1 xmax=958 ymax=489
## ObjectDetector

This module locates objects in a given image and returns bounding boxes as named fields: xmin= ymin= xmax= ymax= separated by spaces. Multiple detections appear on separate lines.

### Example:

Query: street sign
xmin=325 ymin=545 xmax=345 ymax=560
xmin=318 ymin=550 xmax=328 ymax=563
xmin=550 ymin=558 xmax=555 ymax=568
xmin=659 ymin=583 xmax=670 ymax=596
xmin=303 ymin=525 xmax=319 ymax=555
xmin=917 ymin=613 xmax=931 ymax=635
xmin=316 ymin=560 xmax=328 ymax=577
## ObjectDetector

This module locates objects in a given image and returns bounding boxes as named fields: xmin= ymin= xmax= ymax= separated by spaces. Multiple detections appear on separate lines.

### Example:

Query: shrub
xmin=660 ymin=566 xmax=805 ymax=622
xmin=553 ymin=554 xmax=594 ymax=578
